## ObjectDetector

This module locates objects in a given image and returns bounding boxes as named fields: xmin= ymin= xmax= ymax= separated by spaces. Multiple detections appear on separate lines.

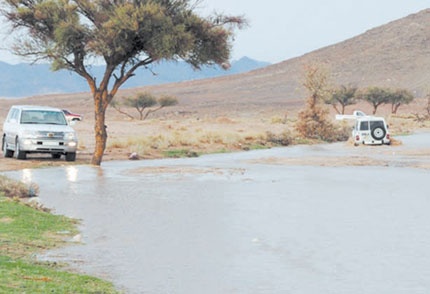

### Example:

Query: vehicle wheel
xmin=51 ymin=153 xmax=61 ymax=159
xmin=65 ymin=152 xmax=76 ymax=162
xmin=371 ymin=127 xmax=386 ymax=140
xmin=14 ymin=139 xmax=26 ymax=160
xmin=2 ymin=138 xmax=14 ymax=158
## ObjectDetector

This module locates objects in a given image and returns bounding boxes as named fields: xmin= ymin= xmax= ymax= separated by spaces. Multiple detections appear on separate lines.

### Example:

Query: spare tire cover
xmin=371 ymin=126 xmax=386 ymax=140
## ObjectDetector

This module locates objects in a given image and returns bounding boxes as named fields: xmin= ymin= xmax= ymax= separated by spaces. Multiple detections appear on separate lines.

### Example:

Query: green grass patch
xmin=0 ymin=197 xmax=118 ymax=293
xmin=0 ymin=197 xmax=78 ymax=258
xmin=163 ymin=149 xmax=199 ymax=158
xmin=0 ymin=255 xmax=116 ymax=293
xmin=246 ymin=144 xmax=269 ymax=150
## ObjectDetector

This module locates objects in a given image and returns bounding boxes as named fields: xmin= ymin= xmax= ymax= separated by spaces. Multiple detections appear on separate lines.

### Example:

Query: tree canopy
xmin=1 ymin=0 xmax=246 ymax=164
xmin=326 ymin=85 xmax=357 ymax=114
xmin=388 ymin=89 xmax=414 ymax=114
xmin=357 ymin=87 xmax=391 ymax=114
xmin=358 ymin=87 xmax=415 ymax=115
xmin=115 ymin=91 xmax=178 ymax=120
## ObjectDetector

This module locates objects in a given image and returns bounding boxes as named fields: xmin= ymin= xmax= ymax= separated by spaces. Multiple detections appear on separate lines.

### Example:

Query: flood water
xmin=3 ymin=133 xmax=430 ymax=294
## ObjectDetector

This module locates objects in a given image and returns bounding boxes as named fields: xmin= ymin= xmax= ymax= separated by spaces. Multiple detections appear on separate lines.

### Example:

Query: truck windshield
xmin=20 ymin=110 xmax=67 ymax=125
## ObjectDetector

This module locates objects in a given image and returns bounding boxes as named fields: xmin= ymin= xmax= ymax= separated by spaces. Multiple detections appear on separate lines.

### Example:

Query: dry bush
xmin=295 ymin=64 xmax=349 ymax=143
xmin=270 ymin=115 xmax=287 ymax=124
xmin=296 ymin=104 xmax=338 ymax=142
xmin=0 ymin=175 xmax=39 ymax=198
xmin=266 ymin=131 xmax=293 ymax=146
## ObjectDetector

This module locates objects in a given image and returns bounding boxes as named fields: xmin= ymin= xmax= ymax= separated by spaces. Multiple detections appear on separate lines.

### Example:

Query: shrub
xmin=266 ymin=131 xmax=293 ymax=146
xmin=0 ymin=175 xmax=39 ymax=198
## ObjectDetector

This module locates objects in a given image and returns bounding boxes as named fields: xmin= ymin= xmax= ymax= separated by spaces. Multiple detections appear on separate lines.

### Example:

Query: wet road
xmin=3 ymin=133 xmax=430 ymax=294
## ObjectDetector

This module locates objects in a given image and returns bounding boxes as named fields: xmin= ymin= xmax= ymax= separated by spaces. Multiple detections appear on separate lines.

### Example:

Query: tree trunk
xmin=91 ymin=92 xmax=108 ymax=165
xmin=392 ymin=103 xmax=400 ymax=114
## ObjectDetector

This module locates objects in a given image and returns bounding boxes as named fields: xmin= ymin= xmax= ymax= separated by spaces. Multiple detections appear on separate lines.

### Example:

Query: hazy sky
xmin=0 ymin=1 xmax=429 ymax=64
xmin=201 ymin=0 xmax=430 ymax=63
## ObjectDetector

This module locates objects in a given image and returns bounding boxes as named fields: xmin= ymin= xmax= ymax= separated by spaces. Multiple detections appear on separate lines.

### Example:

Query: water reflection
xmin=21 ymin=168 xmax=33 ymax=184
xmin=66 ymin=166 xmax=79 ymax=182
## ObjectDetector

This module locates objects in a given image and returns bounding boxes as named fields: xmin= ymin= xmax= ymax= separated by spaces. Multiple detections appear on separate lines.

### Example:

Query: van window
xmin=7 ymin=108 xmax=19 ymax=122
xmin=370 ymin=120 xmax=384 ymax=130
xmin=359 ymin=121 xmax=369 ymax=131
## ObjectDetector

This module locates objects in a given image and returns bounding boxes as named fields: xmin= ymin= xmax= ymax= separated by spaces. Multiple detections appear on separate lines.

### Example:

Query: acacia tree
xmin=358 ymin=87 xmax=391 ymax=114
xmin=113 ymin=92 xmax=178 ymax=120
xmin=143 ymin=95 xmax=178 ymax=119
xmin=388 ymin=89 xmax=414 ymax=114
xmin=326 ymin=85 xmax=357 ymax=114
xmin=1 ymin=0 xmax=246 ymax=165
xmin=125 ymin=92 xmax=157 ymax=120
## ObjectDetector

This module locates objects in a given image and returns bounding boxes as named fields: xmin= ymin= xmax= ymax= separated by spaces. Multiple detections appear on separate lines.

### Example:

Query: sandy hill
xmin=125 ymin=8 xmax=430 ymax=115
xmin=2 ymin=9 xmax=430 ymax=118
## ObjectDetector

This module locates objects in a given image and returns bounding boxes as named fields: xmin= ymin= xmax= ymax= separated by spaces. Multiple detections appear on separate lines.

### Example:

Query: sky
xmin=200 ymin=0 xmax=430 ymax=63
xmin=1 ymin=1 xmax=429 ymax=64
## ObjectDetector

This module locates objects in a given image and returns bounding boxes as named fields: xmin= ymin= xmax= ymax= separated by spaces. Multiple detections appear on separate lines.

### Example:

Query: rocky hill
xmin=132 ymin=9 xmax=430 ymax=114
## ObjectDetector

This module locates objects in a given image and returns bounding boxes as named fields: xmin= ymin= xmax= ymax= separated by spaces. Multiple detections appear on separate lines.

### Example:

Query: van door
xmin=4 ymin=108 xmax=20 ymax=147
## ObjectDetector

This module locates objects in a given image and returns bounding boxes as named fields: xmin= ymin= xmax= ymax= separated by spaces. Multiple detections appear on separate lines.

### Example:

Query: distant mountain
xmin=0 ymin=57 xmax=270 ymax=98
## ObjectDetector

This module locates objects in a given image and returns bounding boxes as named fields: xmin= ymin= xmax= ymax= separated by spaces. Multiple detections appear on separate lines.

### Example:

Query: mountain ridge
xmin=0 ymin=57 xmax=270 ymax=98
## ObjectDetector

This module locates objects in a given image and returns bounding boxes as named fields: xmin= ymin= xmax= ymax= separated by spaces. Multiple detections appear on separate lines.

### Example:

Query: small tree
xmin=143 ymin=95 xmax=178 ymax=120
xmin=358 ymin=87 xmax=391 ymax=114
xmin=113 ymin=92 xmax=178 ymax=120
xmin=388 ymin=89 xmax=414 ymax=114
xmin=296 ymin=65 xmax=337 ymax=141
xmin=326 ymin=85 xmax=357 ymax=114
xmin=125 ymin=92 xmax=158 ymax=120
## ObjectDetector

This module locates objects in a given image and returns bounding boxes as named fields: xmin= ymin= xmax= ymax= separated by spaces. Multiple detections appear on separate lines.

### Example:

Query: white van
xmin=336 ymin=111 xmax=390 ymax=146
xmin=352 ymin=116 xmax=390 ymax=146
xmin=2 ymin=105 xmax=78 ymax=161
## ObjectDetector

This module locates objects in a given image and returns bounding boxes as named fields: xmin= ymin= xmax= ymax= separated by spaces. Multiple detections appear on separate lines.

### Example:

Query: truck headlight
xmin=64 ymin=132 xmax=76 ymax=140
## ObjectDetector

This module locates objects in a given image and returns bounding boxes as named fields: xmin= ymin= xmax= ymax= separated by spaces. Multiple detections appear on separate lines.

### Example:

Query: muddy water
xmin=3 ymin=133 xmax=430 ymax=294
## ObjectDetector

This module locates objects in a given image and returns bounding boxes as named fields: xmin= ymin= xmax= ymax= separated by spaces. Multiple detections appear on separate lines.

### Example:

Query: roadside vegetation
xmin=0 ymin=176 xmax=118 ymax=293
xmin=295 ymin=65 xmax=350 ymax=142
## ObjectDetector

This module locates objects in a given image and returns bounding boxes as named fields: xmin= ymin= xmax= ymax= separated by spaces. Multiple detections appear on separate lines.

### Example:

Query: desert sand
xmin=0 ymin=90 xmax=429 ymax=172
